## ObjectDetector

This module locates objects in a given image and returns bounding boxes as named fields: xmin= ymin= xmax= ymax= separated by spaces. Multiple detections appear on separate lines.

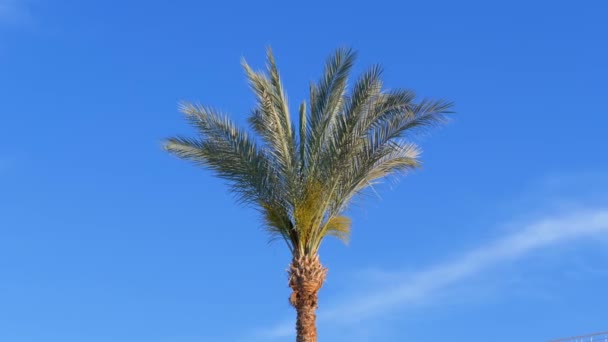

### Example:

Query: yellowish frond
xmin=324 ymin=216 xmax=352 ymax=244
xmin=293 ymin=181 xmax=327 ymax=252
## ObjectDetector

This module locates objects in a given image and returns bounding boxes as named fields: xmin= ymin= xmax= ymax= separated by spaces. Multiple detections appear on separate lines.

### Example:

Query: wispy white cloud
xmin=260 ymin=208 xmax=608 ymax=338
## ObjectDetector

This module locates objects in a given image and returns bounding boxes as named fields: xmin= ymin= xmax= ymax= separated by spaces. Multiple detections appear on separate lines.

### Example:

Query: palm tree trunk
xmin=289 ymin=254 xmax=327 ymax=342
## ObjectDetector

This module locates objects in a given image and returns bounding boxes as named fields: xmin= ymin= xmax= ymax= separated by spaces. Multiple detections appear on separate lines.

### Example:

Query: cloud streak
xmin=261 ymin=208 xmax=608 ymax=338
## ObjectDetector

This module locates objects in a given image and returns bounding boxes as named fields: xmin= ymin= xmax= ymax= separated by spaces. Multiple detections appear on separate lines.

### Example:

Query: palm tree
xmin=164 ymin=47 xmax=452 ymax=342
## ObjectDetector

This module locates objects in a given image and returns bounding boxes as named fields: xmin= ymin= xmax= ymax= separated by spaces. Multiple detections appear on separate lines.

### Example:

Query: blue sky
xmin=1 ymin=1 xmax=607 ymax=341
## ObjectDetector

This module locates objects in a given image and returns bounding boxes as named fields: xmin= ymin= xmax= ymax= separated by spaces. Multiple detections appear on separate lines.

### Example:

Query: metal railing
xmin=550 ymin=331 xmax=608 ymax=342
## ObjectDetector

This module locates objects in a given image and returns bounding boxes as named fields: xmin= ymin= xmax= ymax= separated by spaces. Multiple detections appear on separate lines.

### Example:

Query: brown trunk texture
xmin=289 ymin=255 xmax=327 ymax=342
xmin=288 ymin=254 xmax=327 ymax=342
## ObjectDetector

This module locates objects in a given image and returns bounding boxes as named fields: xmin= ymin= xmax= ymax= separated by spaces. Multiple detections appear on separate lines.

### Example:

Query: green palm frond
xmin=306 ymin=48 xmax=357 ymax=180
xmin=164 ymin=47 xmax=453 ymax=255
xmin=165 ymin=104 xmax=272 ymax=202
xmin=261 ymin=202 xmax=296 ymax=252
xmin=298 ymin=100 xmax=307 ymax=174
xmin=242 ymin=54 xmax=295 ymax=178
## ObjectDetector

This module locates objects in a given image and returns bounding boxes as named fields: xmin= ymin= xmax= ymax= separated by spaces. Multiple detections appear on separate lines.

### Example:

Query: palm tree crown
xmin=165 ymin=47 xmax=452 ymax=257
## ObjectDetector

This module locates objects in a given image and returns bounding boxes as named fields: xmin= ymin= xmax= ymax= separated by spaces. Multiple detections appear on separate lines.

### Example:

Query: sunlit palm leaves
xmin=165 ymin=47 xmax=452 ymax=256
